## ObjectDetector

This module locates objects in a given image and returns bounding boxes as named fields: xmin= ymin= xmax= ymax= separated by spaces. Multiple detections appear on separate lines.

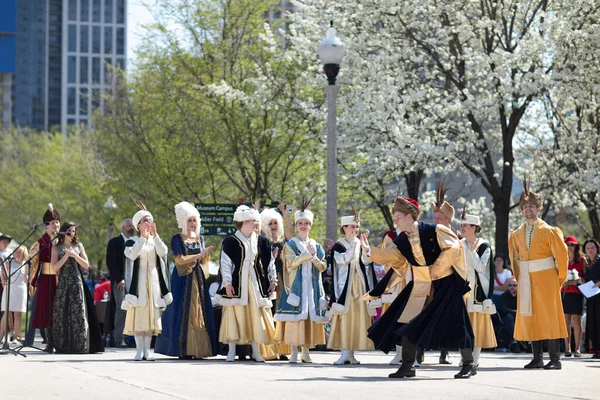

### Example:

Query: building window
xmin=81 ymin=0 xmax=90 ymax=22
xmin=68 ymin=25 xmax=77 ymax=52
xmin=117 ymin=0 xmax=125 ymax=24
xmin=92 ymin=57 xmax=101 ymax=83
xmin=105 ymin=0 xmax=113 ymax=23
xmin=116 ymin=27 xmax=125 ymax=55
xmin=67 ymin=118 xmax=77 ymax=125
xmin=80 ymin=88 xmax=89 ymax=116
xmin=80 ymin=26 xmax=89 ymax=53
xmin=91 ymin=88 xmax=100 ymax=110
xmin=104 ymin=27 xmax=113 ymax=54
xmin=68 ymin=56 xmax=77 ymax=84
xmin=68 ymin=88 xmax=77 ymax=115
xmin=93 ymin=0 xmax=102 ymax=23
xmin=93 ymin=26 xmax=101 ymax=53
xmin=69 ymin=0 xmax=78 ymax=21
xmin=104 ymin=58 xmax=113 ymax=85
xmin=116 ymin=58 xmax=125 ymax=71
xmin=80 ymin=57 xmax=89 ymax=83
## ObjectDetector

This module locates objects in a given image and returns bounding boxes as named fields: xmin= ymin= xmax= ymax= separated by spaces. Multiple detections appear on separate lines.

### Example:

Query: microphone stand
xmin=0 ymin=226 xmax=59 ymax=357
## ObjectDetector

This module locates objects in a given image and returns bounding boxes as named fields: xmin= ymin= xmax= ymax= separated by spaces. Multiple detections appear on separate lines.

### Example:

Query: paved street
xmin=2 ymin=344 xmax=597 ymax=400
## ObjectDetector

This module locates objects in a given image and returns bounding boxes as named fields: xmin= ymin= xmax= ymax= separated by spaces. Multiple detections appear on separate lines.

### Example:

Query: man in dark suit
xmin=106 ymin=218 xmax=134 ymax=348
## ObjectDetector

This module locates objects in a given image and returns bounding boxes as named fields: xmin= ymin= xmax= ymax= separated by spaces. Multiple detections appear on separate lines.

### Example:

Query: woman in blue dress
xmin=155 ymin=201 xmax=217 ymax=359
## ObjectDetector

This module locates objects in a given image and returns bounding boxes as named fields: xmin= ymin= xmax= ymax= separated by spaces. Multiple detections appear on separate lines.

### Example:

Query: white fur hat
xmin=294 ymin=209 xmax=314 ymax=224
xmin=340 ymin=215 xmax=359 ymax=226
xmin=233 ymin=205 xmax=260 ymax=222
xmin=132 ymin=210 xmax=153 ymax=231
xmin=261 ymin=208 xmax=283 ymax=241
xmin=175 ymin=201 xmax=201 ymax=236
xmin=461 ymin=213 xmax=481 ymax=226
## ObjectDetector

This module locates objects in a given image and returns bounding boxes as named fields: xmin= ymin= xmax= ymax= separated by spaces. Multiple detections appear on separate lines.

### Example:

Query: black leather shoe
xmin=470 ymin=365 xmax=478 ymax=376
xmin=524 ymin=359 xmax=544 ymax=369
xmin=454 ymin=363 xmax=474 ymax=379
xmin=543 ymin=360 xmax=562 ymax=370
xmin=115 ymin=340 xmax=128 ymax=348
xmin=44 ymin=345 xmax=54 ymax=354
xmin=439 ymin=351 xmax=451 ymax=365
xmin=389 ymin=364 xmax=416 ymax=378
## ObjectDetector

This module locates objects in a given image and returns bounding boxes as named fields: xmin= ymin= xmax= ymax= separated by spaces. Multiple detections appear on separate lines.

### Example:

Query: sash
xmin=398 ymin=266 xmax=431 ymax=323
xmin=518 ymin=256 xmax=555 ymax=316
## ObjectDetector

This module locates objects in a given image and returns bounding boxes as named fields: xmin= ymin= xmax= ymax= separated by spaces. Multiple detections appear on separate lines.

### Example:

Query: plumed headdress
xmin=174 ymin=201 xmax=201 ymax=236
xmin=430 ymin=179 xmax=455 ymax=220
xmin=132 ymin=201 xmax=153 ymax=231
xmin=294 ymin=196 xmax=314 ymax=224
xmin=261 ymin=208 xmax=284 ymax=242
xmin=341 ymin=203 xmax=361 ymax=226
xmin=392 ymin=196 xmax=420 ymax=220
xmin=519 ymin=177 xmax=543 ymax=209
xmin=43 ymin=203 xmax=61 ymax=223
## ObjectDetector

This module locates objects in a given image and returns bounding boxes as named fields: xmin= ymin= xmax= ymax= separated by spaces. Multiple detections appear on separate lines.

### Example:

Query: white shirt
xmin=493 ymin=269 xmax=513 ymax=295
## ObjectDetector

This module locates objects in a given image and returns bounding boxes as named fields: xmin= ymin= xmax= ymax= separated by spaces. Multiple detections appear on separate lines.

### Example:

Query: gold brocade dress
xmin=219 ymin=277 xmax=276 ymax=345
xmin=327 ymin=272 xmax=375 ymax=350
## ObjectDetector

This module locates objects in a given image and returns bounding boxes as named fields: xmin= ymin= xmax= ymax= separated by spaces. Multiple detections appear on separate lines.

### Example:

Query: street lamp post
xmin=318 ymin=21 xmax=345 ymax=241
xmin=103 ymin=196 xmax=118 ymax=244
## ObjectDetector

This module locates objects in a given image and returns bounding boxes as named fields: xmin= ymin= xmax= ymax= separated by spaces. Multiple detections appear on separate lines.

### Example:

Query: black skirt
xmin=368 ymin=273 xmax=474 ymax=353
xmin=562 ymin=292 xmax=584 ymax=315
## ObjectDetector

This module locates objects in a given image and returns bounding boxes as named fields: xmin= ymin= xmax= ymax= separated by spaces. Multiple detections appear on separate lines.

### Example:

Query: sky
xmin=126 ymin=0 xmax=154 ymax=69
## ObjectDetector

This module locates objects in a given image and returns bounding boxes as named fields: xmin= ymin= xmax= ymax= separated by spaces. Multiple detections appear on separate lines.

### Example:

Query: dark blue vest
xmin=393 ymin=222 xmax=442 ymax=266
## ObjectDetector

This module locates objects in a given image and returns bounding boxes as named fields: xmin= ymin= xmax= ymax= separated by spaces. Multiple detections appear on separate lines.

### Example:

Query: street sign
xmin=201 ymin=226 xmax=237 ymax=236
xmin=196 ymin=203 xmax=239 ymax=214
xmin=200 ymin=214 xmax=234 ymax=225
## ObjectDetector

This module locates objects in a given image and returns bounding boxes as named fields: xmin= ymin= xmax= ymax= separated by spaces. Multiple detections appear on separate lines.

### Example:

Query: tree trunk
xmin=493 ymin=199 xmax=511 ymax=259
xmin=404 ymin=170 xmax=424 ymax=200
xmin=588 ymin=206 xmax=600 ymax=241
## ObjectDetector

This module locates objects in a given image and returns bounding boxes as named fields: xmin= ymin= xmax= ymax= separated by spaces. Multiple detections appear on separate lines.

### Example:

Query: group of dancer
xmin=14 ymin=177 xmax=570 ymax=379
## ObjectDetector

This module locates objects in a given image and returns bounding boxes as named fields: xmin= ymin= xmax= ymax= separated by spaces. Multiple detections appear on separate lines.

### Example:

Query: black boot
xmin=543 ymin=339 xmax=562 ymax=370
xmin=454 ymin=361 xmax=475 ymax=379
xmin=524 ymin=340 xmax=543 ymax=369
xmin=389 ymin=337 xmax=417 ymax=378
xmin=439 ymin=349 xmax=451 ymax=365
xmin=389 ymin=362 xmax=416 ymax=378
xmin=415 ymin=346 xmax=425 ymax=366
xmin=44 ymin=327 xmax=54 ymax=354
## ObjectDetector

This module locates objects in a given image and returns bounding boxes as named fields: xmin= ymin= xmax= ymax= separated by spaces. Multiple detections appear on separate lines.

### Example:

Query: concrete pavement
xmin=1 ymin=346 xmax=597 ymax=399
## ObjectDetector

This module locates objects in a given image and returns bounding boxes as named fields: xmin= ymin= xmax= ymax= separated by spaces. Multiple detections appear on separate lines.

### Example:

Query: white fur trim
xmin=340 ymin=215 xmax=359 ymax=226
xmin=132 ymin=210 xmax=153 ymax=231
xmin=330 ymin=302 xmax=345 ymax=314
xmin=157 ymin=298 xmax=167 ymax=310
xmin=294 ymin=209 xmax=314 ymax=224
xmin=460 ymin=213 xmax=481 ymax=226
xmin=163 ymin=292 xmax=173 ymax=306
xmin=287 ymin=292 xmax=301 ymax=307
xmin=174 ymin=201 xmax=201 ymax=236
xmin=233 ymin=205 xmax=260 ymax=222
xmin=121 ymin=294 xmax=138 ymax=310
xmin=368 ymin=298 xmax=383 ymax=309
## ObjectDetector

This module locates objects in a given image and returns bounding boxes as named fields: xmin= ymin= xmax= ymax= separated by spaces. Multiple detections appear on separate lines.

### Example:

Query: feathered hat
xmin=460 ymin=203 xmax=481 ymax=226
xmin=340 ymin=203 xmax=361 ymax=226
xmin=294 ymin=196 xmax=314 ymax=224
xmin=431 ymin=178 xmax=455 ymax=220
xmin=519 ymin=177 xmax=542 ymax=209
xmin=392 ymin=196 xmax=420 ymax=220
xmin=261 ymin=207 xmax=284 ymax=241
xmin=43 ymin=203 xmax=61 ymax=223
xmin=233 ymin=205 xmax=260 ymax=222
xmin=174 ymin=201 xmax=201 ymax=236
xmin=132 ymin=201 xmax=153 ymax=231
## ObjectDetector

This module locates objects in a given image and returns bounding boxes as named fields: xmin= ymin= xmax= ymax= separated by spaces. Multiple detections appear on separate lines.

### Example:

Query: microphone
xmin=32 ymin=221 xmax=50 ymax=229
xmin=57 ymin=232 xmax=73 ymax=236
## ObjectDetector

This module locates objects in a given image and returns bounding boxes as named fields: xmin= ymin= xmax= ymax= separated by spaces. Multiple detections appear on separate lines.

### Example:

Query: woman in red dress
xmin=561 ymin=236 xmax=587 ymax=357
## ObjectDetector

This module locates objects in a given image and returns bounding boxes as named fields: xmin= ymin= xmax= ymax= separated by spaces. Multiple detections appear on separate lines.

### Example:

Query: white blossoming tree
xmin=288 ymin=0 xmax=600 ymax=255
